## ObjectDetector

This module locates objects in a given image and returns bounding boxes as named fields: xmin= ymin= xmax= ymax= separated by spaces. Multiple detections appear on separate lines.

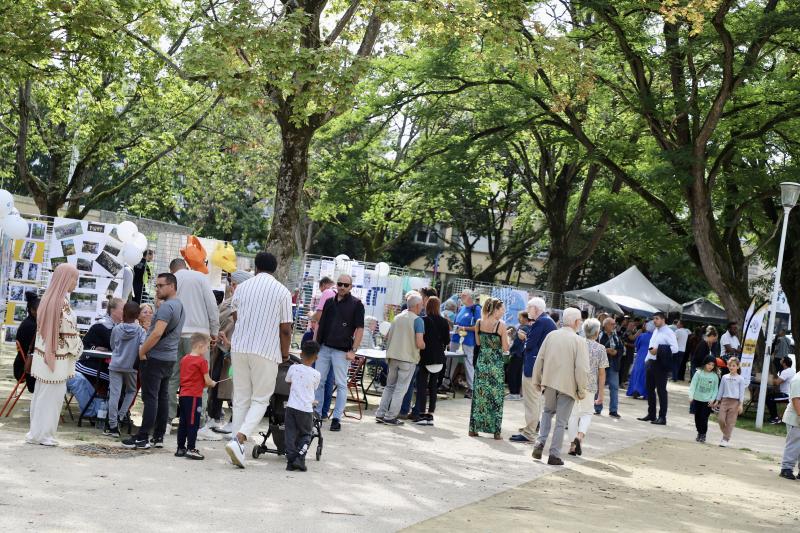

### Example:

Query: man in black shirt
xmin=314 ymin=274 xmax=365 ymax=432
xmin=132 ymin=250 xmax=154 ymax=303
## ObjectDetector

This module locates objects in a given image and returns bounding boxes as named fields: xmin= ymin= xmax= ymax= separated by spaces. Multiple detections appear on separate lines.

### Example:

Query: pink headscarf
xmin=38 ymin=263 xmax=79 ymax=371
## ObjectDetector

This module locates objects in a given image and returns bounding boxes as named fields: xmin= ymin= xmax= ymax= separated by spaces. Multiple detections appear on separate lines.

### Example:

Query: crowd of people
xmin=12 ymin=254 xmax=800 ymax=481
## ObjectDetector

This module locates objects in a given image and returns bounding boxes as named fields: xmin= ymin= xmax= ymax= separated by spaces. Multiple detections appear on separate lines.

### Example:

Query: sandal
xmin=493 ymin=433 xmax=502 ymax=440
xmin=469 ymin=431 xmax=479 ymax=437
xmin=573 ymin=437 xmax=582 ymax=456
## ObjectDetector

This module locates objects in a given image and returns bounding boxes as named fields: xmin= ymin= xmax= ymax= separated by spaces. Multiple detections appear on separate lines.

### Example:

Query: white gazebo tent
xmin=568 ymin=266 xmax=681 ymax=316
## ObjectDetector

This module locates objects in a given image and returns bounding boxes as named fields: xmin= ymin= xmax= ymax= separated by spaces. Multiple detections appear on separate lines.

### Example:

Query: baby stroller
xmin=252 ymin=356 xmax=324 ymax=461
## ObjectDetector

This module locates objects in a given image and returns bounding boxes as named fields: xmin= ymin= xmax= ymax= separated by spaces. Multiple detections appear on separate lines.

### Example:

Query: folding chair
xmin=343 ymin=356 xmax=367 ymax=420
xmin=0 ymin=342 xmax=29 ymax=417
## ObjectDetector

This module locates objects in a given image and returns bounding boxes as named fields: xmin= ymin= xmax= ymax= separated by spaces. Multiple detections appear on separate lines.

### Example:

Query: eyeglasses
xmin=337 ymin=282 xmax=351 ymax=288
xmin=156 ymin=283 xmax=170 ymax=289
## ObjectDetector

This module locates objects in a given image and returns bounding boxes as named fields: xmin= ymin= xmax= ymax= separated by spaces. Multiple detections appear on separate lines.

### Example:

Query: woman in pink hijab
xmin=26 ymin=264 xmax=83 ymax=446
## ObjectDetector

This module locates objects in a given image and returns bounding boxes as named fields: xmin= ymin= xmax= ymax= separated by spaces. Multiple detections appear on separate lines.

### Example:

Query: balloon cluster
xmin=0 ymin=190 xmax=29 ymax=240
xmin=117 ymin=220 xmax=149 ymax=266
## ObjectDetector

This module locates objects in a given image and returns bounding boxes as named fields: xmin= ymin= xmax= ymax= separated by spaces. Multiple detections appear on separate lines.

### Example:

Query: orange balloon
xmin=181 ymin=235 xmax=208 ymax=274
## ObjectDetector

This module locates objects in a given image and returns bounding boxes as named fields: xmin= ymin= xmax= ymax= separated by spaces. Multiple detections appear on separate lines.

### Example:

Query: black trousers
xmin=177 ymin=396 xmax=202 ymax=450
xmin=414 ymin=365 xmax=440 ymax=414
xmin=645 ymin=360 xmax=669 ymax=419
xmin=506 ymin=356 xmax=523 ymax=395
xmin=135 ymin=358 xmax=174 ymax=441
xmin=207 ymin=349 xmax=225 ymax=421
xmin=620 ymin=349 xmax=633 ymax=384
xmin=693 ymin=400 xmax=711 ymax=435
xmin=284 ymin=406 xmax=313 ymax=463
xmin=766 ymin=387 xmax=789 ymax=418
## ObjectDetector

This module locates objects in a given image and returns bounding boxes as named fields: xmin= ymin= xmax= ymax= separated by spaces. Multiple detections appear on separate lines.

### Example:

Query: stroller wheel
xmin=252 ymin=446 xmax=261 ymax=459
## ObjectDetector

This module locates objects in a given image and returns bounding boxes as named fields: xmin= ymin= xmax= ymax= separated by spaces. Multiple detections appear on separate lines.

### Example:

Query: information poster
xmin=740 ymin=299 xmax=769 ymax=383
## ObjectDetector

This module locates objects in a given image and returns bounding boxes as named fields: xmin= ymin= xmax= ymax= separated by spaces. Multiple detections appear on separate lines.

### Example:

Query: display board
xmin=2 ymin=216 xmax=49 ymax=340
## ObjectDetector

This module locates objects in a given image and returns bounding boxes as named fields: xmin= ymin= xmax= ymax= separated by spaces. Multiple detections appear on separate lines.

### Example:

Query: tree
xmin=1 ymin=2 xmax=219 ymax=217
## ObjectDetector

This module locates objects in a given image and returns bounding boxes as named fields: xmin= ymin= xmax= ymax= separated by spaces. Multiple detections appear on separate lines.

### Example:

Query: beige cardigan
xmin=531 ymin=327 xmax=590 ymax=400
xmin=31 ymin=300 xmax=84 ymax=384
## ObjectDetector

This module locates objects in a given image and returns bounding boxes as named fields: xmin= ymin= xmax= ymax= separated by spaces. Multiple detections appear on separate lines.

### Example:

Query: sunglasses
xmin=337 ymin=282 xmax=351 ymax=288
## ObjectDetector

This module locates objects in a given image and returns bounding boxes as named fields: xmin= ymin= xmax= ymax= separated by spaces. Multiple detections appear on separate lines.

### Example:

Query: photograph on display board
xmin=107 ymin=280 xmax=119 ymax=295
xmin=5 ymin=326 xmax=17 ymax=342
xmin=13 ymin=305 xmax=27 ymax=322
xmin=53 ymin=221 xmax=83 ymax=240
xmin=28 ymin=222 xmax=46 ymax=240
xmin=70 ymin=292 xmax=97 ymax=312
xmin=108 ymin=227 xmax=120 ymax=242
xmin=27 ymin=263 xmax=39 ymax=282
xmin=76 ymin=258 xmax=93 ymax=273
xmin=78 ymin=277 xmax=97 ymax=290
xmin=13 ymin=239 xmax=44 ymax=264
xmin=76 ymin=316 xmax=92 ymax=327
xmin=96 ymin=251 xmax=122 ymax=276
xmin=82 ymin=241 xmax=100 ymax=254
xmin=62 ymin=238 xmax=77 ymax=256
xmin=103 ymin=242 xmax=121 ymax=257
xmin=88 ymin=222 xmax=105 ymax=233
xmin=12 ymin=261 xmax=25 ymax=280
xmin=50 ymin=256 xmax=67 ymax=268
xmin=8 ymin=284 xmax=28 ymax=303
xmin=21 ymin=241 xmax=36 ymax=261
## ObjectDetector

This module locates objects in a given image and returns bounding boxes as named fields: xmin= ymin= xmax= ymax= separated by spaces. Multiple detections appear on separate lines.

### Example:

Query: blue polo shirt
xmin=523 ymin=314 xmax=557 ymax=378
xmin=450 ymin=304 xmax=481 ymax=346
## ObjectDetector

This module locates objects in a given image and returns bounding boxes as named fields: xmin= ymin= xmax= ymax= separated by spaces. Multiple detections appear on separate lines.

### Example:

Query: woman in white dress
xmin=26 ymin=264 xmax=82 ymax=446
xmin=568 ymin=318 xmax=608 ymax=456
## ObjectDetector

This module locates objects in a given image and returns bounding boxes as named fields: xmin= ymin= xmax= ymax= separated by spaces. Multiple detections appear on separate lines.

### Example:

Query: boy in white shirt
xmin=285 ymin=341 xmax=321 ymax=472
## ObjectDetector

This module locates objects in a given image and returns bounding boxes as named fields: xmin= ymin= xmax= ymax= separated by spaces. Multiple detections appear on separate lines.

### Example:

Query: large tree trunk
xmin=687 ymin=177 xmax=749 ymax=323
xmin=267 ymin=125 xmax=313 ymax=281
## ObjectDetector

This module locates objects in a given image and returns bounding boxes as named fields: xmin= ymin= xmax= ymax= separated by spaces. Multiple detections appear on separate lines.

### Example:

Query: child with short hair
xmin=105 ymin=302 xmax=146 ymax=438
xmin=688 ymin=355 xmax=719 ymax=443
xmin=714 ymin=357 xmax=746 ymax=447
xmin=285 ymin=340 xmax=321 ymax=472
xmin=176 ymin=333 xmax=217 ymax=460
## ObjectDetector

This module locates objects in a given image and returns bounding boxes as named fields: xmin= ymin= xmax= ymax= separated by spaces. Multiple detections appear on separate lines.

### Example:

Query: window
xmin=414 ymin=225 xmax=440 ymax=246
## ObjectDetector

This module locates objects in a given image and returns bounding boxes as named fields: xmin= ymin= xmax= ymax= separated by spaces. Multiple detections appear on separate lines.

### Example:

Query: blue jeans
xmin=314 ymin=345 xmax=349 ymax=420
xmin=403 ymin=366 xmax=419 ymax=416
xmin=595 ymin=368 xmax=619 ymax=414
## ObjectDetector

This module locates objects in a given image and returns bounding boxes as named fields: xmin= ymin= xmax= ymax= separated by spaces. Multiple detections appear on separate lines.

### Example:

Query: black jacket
xmin=692 ymin=341 xmax=721 ymax=368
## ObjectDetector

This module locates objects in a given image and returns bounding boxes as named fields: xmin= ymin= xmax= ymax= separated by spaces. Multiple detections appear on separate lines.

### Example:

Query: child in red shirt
xmin=176 ymin=333 xmax=216 ymax=460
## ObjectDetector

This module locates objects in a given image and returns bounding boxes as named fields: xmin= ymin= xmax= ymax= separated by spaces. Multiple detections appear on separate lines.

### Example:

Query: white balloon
xmin=2 ymin=214 xmax=28 ymax=240
xmin=379 ymin=321 xmax=391 ymax=337
xmin=374 ymin=262 xmax=390 ymax=276
xmin=131 ymin=232 xmax=148 ymax=251
xmin=121 ymin=241 xmax=144 ymax=265
xmin=0 ymin=189 xmax=14 ymax=217
xmin=117 ymin=220 xmax=138 ymax=242
xmin=334 ymin=254 xmax=350 ymax=262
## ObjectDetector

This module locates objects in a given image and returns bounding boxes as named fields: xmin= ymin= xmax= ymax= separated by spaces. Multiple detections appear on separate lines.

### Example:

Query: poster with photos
xmin=44 ymin=217 xmax=127 ymax=330
xmin=50 ymin=217 xmax=126 ymax=278
xmin=11 ymin=261 xmax=40 ymax=282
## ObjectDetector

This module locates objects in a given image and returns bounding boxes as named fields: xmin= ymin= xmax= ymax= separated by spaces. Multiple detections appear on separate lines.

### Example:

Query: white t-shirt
xmin=231 ymin=273 xmax=293 ymax=363
xmin=675 ymin=328 xmax=690 ymax=352
xmin=286 ymin=364 xmax=321 ymax=412
xmin=778 ymin=368 xmax=796 ymax=396
xmin=721 ymin=331 xmax=740 ymax=353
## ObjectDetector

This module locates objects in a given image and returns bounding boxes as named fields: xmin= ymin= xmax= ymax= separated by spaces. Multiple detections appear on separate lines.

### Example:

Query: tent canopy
xmin=565 ymin=289 xmax=624 ymax=315
xmin=681 ymin=297 xmax=728 ymax=324
xmin=569 ymin=266 xmax=682 ymax=315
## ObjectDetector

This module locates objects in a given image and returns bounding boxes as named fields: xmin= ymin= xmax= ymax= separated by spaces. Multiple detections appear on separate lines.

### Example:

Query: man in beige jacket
xmin=531 ymin=307 xmax=590 ymax=465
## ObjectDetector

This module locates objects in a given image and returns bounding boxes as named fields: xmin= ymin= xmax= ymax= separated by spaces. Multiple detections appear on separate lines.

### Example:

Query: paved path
xmin=0 ymin=367 xmax=788 ymax=532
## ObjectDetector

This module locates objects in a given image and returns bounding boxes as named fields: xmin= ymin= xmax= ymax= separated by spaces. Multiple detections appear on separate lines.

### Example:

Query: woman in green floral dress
xmin=469 ymin=297 xmax=510 ymax=439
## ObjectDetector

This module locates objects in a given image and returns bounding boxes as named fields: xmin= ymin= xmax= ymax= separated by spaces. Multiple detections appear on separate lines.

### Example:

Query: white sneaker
xmin=719 ymin=439 xmax=729 ymax=447
xmin=164 ymin=423 xmax=171 ymax=436
xmin=206 ymin=418 xmax=221 ymax=430
xmin=212 ymin=421 xmax=232 ymax=434
xmin=225 ymin=438 xmax=246 ymax=468
xmin=197 ymin=426 xmax=223 ymax=441
xmin=505 ymin=394 xmax=521 ymax=401
xmin=40 ymin=438 xmax=60 ymax=447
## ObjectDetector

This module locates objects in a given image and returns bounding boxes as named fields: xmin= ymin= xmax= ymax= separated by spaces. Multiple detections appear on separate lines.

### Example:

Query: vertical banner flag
xmin=740 ymin=298 xmax=769 ymax=384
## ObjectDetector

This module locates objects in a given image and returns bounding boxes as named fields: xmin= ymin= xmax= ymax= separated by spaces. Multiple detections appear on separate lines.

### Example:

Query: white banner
xmin=740 ymin=300 xmax=769 ymax=384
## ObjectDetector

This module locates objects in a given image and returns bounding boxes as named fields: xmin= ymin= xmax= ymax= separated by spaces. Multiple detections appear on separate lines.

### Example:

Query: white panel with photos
xmin=49 ymin=217 xmax=125 ymax=328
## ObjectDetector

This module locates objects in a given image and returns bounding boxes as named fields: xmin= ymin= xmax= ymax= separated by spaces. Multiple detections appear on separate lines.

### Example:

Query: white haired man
xmin=375 ymin=291 xmax=425 ymax=425
xmin=449 ymin=289 xmax=481 ymax=398
xmin=510 ymin=297 xmax=557 ymax=443
xmin=531 ymin=307 xmax=590 ymax=465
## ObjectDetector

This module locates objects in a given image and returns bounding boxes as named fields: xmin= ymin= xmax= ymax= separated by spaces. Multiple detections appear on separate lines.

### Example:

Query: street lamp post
xmin=756 ymin=182 xmax=800 ymax=429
